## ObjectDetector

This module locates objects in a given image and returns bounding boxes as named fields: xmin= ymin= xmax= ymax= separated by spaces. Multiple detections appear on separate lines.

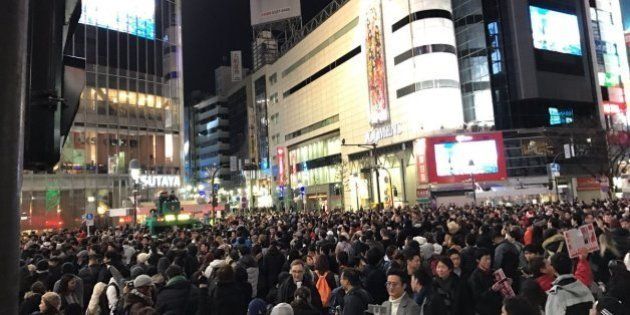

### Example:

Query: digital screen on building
xmin=548 ymin=107 xmax=574 ymax=125
xmin=530 ymin=6 xmax=582 ymax=56
xmin=434 ymin=140 xmax=499 ymax=177
xmin=79 ymin=0 xmax=156 ymax=39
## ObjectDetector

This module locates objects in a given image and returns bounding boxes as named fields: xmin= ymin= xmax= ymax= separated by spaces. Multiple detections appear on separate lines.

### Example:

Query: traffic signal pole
xmin=0 ymin=0 xmax=29 ymax=312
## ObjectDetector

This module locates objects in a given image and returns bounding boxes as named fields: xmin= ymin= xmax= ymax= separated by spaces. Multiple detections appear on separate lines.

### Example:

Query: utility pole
xmin=0 ymin=0 xmax=29 ymax=312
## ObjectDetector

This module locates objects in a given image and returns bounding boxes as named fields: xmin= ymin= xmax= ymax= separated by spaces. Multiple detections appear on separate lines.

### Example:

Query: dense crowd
xmin=18 ymin=199 xmax=630 ymax=315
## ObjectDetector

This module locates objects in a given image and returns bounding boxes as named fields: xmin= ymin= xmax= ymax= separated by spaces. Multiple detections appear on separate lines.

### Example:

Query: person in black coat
xmin=276 ymin=260 xmax=323 ymax=311
xmin=467 ymin=249 xmax=503 ymax=315
xmin=19 ymin=281 xmax=46 ymax=315
xmin=362 ymin=248 xmax=388 ymax=304
xmin=261 ymin=243 xmax=285 ymax=295
xmin=155 ymin=265 xmax=199 ymax=314
xmin=433 ymin=257 xmax=472 ymax=315
xmin=411 ymin=269 xmax=446 ymax=315
xmin=206 ymin=264 xmax=249 ymax=315
xmin=291 ymin=287 xmax=320 ymax=315
xmin=340 ymin=268 xmax=372 ymax=315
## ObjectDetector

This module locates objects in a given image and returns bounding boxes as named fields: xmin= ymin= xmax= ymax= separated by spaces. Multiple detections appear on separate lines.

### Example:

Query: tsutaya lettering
xmin=133 ymin=175 xmax=181 ymax=188
xmin=365 ymin=123 xmax=403 ymax=143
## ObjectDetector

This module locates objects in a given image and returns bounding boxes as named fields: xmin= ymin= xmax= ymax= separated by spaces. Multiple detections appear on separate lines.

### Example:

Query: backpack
xmin=98 ymin=282 xmax=124 ymax=315
xmin=315 ymin=272 xmax=333 ymax=308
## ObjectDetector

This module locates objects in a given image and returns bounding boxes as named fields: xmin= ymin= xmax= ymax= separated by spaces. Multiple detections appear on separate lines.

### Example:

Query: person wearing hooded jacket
xmin=155 ymin=265 xmax=199 ymax=314
xmin=545 ymin=253 xmax=594 ymax=315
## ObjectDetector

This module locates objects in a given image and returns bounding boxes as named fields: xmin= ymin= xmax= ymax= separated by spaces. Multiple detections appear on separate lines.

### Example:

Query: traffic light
xmin=24 ymin=0 xmax=84 ymax=170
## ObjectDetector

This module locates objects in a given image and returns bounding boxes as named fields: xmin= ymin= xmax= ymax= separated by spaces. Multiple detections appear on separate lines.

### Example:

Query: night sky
xmin=181 ymin=0 xmax=333 ymax=105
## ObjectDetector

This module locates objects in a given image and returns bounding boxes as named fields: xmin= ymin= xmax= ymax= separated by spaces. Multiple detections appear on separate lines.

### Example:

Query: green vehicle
xmin=146 ymin=191 xmax=201 ymax=234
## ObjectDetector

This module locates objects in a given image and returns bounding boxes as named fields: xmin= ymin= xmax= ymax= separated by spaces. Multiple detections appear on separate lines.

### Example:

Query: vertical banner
xmin=365 ymin=0 xmax=390 ymax=126
xmin=413 ymin=138 xmax=430 ymax=202
xmin=231 ymin=51 xmax=242 ymax=82
xmin=277 ymin=147 xmax=286 ymax=185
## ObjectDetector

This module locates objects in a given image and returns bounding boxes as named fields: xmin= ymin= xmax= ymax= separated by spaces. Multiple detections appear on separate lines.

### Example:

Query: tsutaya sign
xmin=365 ymin=123 xmax=403 ymax=144
xmin=131 ymin=174 xmax=181 ymax=188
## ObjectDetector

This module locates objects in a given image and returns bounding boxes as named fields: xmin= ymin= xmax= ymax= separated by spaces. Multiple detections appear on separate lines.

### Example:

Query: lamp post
xmin=129 ymin=159 xmax=141 ymax=227
xmin=207 ymin=164 xmax=221 ymax=223
xmin=342 ymin=139 xmax=382 ymax=209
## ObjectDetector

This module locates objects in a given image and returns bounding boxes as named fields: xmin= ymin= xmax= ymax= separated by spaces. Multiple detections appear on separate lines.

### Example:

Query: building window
xmin=269 ymin=73 xmax=277 ymax=85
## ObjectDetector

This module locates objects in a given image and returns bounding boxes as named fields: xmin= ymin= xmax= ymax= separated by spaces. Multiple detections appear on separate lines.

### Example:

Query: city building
xmin=257 ymin=0 xmax=616 ymax=209
xmin=21 ymin=0 xmax=185 ymax=229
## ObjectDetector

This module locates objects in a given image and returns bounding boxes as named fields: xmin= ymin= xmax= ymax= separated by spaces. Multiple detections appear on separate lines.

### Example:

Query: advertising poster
xmin=529 ymin=6 xmax=582 ymax=56
xmin=564 ymin=224 xmax=599 ymax=258
xmin=80 ymin=0 xmax=156 ymax=39
xmin=277 ymin=147 xmax=286 ymax=185
xmin=365 ymin=0 xmax=390 ymax=126
xmin=250 ymin=0 xmax=301 ymax=26
xmin=231 ymin=51 xmax=243 ymax=82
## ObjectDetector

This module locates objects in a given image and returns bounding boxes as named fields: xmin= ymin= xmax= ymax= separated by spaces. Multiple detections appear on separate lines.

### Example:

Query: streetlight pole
xmin=207 ymin=165 xmax=220 ymax=223
xmin=342 ymin=140 xmax=382 ymax=209
xmin=468 ymin=160 xmax=476 ymax=205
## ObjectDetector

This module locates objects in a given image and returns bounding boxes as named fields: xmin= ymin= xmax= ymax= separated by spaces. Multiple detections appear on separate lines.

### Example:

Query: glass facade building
xmin=21 ymin=0 xmax=184 ymax=229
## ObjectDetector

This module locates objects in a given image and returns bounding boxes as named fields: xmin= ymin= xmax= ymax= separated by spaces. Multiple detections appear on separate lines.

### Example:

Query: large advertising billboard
xmin=79 ymin=0 xmax=156 ymax=39
xmin=426 ymin=133 xmax=507 ymax=184
xmin=250 ymin=0 xmax=301 ymax=26
xmin=364 ymin=0 xmax=390 ymax=126
xmin=530 ymin=6 xmax=582 ymax=56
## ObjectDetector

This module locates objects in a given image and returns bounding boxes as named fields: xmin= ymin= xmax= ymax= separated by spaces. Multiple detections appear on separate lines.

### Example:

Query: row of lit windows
xmin=82 ymin=87 xmax=169 ymax=109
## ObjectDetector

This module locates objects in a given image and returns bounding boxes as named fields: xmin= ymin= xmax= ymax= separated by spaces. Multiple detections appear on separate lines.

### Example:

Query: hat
xmin=413 ymin=236 xmax=427 ymax=246
xmin=270 ymin=303 xmax=294 ymax=315
xmin=248 ymin=298 xmax=267 ymax=315
xmin=326 ymin=230 xmax=334 ymax=237
xmin=136 ymin=253 xmax=150 ymax=264
xmin=36 ymin=260 xmax=49 ymax=273
xmin=133 ymin=274 xmax=153 ymax=288
xmin=41 ymin=292 xmax=61 ymax=311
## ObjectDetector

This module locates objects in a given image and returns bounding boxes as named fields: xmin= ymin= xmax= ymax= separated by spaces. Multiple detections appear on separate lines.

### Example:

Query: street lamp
xmin=342 ymin=139 xmax=382 ymax=209
xmin=129 ymin=159 xmax=141 ymax=227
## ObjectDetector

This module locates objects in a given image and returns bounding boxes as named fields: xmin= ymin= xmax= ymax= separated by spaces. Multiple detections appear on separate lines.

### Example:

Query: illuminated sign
xmin=132 ymin=175 xmax=181 ymax=188
xmin=365 ymin=0 xmax=390 ymax=126
xmin=530 ymin=6 xmax=582 ymax=56
xmin=277 ymin=147 xmax=286 ymax=185
xmin=365 ymin=123 xmax=402 ymax=144
xmin=79 ymin=0 xmax=156 ymax=39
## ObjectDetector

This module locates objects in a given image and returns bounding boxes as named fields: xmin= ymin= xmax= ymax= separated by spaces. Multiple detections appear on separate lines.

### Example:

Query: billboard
xmin=250 ymin=0 xmax=301 ymax=26
xmin=530 ymin=6 xmax=582 ymax=56
xmin=426 ymin=133 xmax=507 ymax=184
xmin=364 ymin=0 xmax=390 ymax=126
xmin=231 ymin=51 xmax=243 ymax=82
xmin=79 ymin=0 xmax=156 ymax=39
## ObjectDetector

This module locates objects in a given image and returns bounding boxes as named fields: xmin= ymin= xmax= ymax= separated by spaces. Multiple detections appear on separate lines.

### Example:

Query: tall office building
xmin=21 ymin=0 xmax=185 ymax=229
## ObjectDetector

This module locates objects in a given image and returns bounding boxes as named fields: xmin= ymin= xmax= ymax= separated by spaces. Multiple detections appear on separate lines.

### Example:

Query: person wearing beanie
xmin=36 ymin=292 xmax=62 ymax=315
xmin=248 ymin=298 xmax=268 ymax=315
xmin=130 ymin=253 xmax=150 ymax=279
xmin=123 ymin=275 xmax=155 ymax=315
xmin=271 ymin=303 xmax=294 ymax=315
xmin=34 ymin=260 xmax=54 ymax=291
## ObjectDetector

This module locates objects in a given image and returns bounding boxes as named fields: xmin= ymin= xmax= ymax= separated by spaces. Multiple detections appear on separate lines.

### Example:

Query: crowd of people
xmin=18 ymin=199 xmax=630 ymax=315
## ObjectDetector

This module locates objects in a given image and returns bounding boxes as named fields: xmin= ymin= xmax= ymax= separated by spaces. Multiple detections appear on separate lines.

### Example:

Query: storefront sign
xmin=132 ymin=175 xmax=181 ymax=188
xmin=365 ymin=123 xmax=402 ymax=143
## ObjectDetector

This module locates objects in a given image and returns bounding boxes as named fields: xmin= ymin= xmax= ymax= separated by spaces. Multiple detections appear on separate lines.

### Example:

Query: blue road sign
xmin=86 ymin=213 xmax=94 ymax=220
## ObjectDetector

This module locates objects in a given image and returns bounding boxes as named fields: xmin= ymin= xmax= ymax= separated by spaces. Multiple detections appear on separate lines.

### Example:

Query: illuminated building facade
xmin=21 ymin=0 xmax=184 ymax=229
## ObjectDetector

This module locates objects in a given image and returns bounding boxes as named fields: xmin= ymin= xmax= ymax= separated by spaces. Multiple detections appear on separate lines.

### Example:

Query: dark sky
xmin=181 ymin=0 xmax=333 ymax=105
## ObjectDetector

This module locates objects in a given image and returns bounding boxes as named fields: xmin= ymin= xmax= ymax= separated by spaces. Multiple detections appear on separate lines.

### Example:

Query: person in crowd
xmin=433 ymin=256 xmax=471 ymax=315
xmin=501 ymin=296 xmax=540 ymax=315
xmin=362 ymin=247 xmax=388 ymax=304
xmin=410 ymin=268 xmax=445 ymax=315
xmin=545 ymin=253 xmax=595 ymax=315
xmin=467 ymin=248 xmax=503 ymax=315
xmin=381 ymin=269 xmax=421 ymax=315
xmin=339 ymin=268 xmax=372 ymax=315
xmin=34 ymin=292 xmax=63 ymax=315
xmin=518 ymin=278 xmax=547 ymax=313
xmin=493 ymin=229 xmax=520 ymax=290
xmin=155 ymin=265 xmax=199 ymax=314
xmin=312 ymin=254 xmax=336 ymax=310
xmin=290 ymin=287 xmax=319 ymax=315
xmin=270 ymin=302 xmax=294 ymax=315
xmin=20 ymin=281 xmax=46 ymax=315
xmin=122 ymin=274 xmax=155 ymax=314
xmin=54 ymin=274 xmax=83 ymax=315
xmin=277 ymin=260 xmax=322 ymax=310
